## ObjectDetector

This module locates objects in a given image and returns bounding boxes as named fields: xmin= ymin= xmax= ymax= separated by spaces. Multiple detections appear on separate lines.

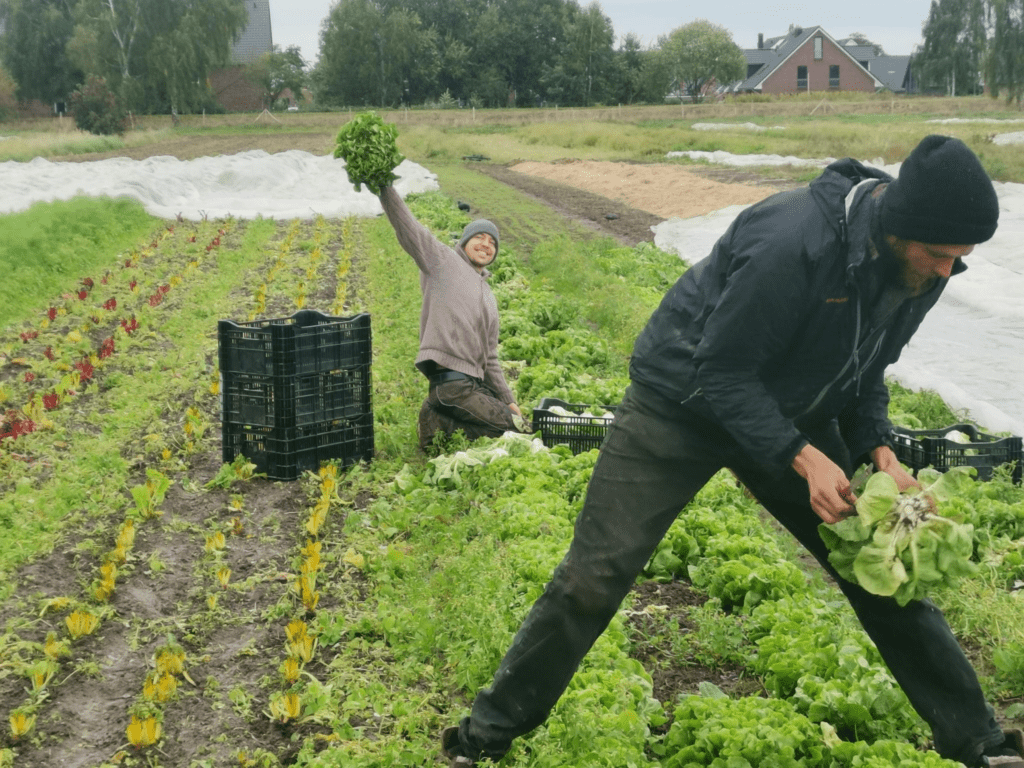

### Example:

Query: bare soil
xmin=477 ymin=159 xmax=806 ymax=246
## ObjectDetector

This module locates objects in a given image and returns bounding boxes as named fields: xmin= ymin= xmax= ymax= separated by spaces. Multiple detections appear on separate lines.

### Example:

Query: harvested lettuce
xmin=333 ymin=111 xmax=405 ymax=194
xmin=819 ymin=466 xmax=978 ymax=605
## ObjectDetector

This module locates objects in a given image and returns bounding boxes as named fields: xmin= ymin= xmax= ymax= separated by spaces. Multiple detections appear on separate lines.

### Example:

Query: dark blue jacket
xmin=630 ymin=158 xmax=961 ymax=478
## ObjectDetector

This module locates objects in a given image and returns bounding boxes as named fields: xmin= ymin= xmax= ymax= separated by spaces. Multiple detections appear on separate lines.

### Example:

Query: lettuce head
xmin=818 ymin=467 xmax=978 ymax=606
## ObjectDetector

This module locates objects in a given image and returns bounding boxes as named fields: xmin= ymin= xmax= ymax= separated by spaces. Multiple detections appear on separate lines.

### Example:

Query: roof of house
xmin=231 ymin=0 xmax=274 ymax=65
xmin=866 ymin=55 xmax=913 ymax=92
xmin=842 ymin=44 xmax=877 ymax=64
xmin=729 ymin=25 xmax=886 ymax=92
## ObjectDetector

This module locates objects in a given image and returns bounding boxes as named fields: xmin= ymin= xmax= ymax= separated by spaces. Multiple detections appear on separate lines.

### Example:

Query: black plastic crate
xmin=221 ymin=366 xmax=371 ymax=429
xmin=218 ymin=310 xmax=374 ymax=480
xmin=531 ymin=398 xmax=617 ymax=455
xmin=218 ymin=310 xmax=371 ymax=378
xmin=223 ymin=412 xmax=374 ymax=481
xmin=892 ymin=423 xmax=1022 ymax=484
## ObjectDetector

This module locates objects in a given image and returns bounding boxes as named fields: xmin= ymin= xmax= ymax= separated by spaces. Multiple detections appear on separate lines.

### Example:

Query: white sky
xmin=270 ymin=0 xmax=931 ymax=68
xmin=2 ymin=130 xmax=1022 ymax=435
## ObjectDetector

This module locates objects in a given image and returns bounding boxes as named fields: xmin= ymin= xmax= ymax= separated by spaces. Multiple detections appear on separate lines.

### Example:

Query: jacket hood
xmin=809 ymin=158 xmax=893 ymax=272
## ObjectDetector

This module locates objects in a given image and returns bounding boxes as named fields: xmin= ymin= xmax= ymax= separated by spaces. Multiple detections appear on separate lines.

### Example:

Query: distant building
xmin=725 ymin=25 xmax=914 ymax=96
xmin=212 ymin=0 xmax=274 ymax=112
xmin=231 ymin=0 xmax=273 ymax=65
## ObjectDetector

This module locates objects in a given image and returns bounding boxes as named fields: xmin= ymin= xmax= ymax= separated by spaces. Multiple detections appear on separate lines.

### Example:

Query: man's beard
xmin=876 ymin=236 xmax=935 ymax=294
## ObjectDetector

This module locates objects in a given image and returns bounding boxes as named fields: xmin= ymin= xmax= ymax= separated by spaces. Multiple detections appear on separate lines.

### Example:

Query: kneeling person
xmin=378 ymin=186 xmax=523 ymax=450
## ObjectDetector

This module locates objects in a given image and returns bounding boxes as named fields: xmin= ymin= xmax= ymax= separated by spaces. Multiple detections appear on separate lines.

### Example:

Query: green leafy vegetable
xmin=819 ymin=467 xmax=978 ymax=606
xmin=333 ymin=111 xmax=405 ymax=194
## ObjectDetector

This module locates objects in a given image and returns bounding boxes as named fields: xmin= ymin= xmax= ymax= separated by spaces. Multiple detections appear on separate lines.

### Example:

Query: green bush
xmin=0 ymin=66 xmax=18 ymax=121
xmin=70 ymin=75 xmax=128 ymax=136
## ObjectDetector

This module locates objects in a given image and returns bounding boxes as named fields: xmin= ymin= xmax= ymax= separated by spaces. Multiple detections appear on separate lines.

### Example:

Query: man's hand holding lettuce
xmin=819 ymin=466 xmax=978 ymax=605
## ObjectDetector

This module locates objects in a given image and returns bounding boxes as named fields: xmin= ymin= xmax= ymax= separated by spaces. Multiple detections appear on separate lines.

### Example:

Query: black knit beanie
xmin=881 ymin=135 xmax=999 ymax=245
xmin=458 ymin=219 xmax=500 ymax=257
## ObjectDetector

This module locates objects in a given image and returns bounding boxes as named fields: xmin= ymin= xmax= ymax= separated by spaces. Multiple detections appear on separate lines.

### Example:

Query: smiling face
xmin=464 ymin=232 xmax=497 ymax=271
xmin=885 ymin=236 xmax=974 ymax=293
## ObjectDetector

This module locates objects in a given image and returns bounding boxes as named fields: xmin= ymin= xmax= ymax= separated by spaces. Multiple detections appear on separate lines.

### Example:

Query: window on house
xmin=797 ymin=65 xmax=808 ymax=89
xmin=814 ymin=37 xmax=823 ymax=60
xmin=829 ymin=65 xmax=840 ymax=88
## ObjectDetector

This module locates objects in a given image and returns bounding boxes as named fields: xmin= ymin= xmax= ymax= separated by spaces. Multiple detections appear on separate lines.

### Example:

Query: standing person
xmin=377 ymin=184 xmax=524 ymax=451
xmin=440 ymin=135 xmax=1024 ymax=768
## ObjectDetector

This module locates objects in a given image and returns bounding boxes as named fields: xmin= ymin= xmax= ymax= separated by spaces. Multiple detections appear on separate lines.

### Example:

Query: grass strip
xmin=0 ymin=198 xmax=159 ymax=329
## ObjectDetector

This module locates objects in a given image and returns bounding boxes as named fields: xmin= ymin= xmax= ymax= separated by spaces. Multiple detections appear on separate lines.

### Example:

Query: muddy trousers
xmin=455 ymin=381 xmax=1004 ymax=766
xmin=417 ymin=377 xmax=518 ymax=452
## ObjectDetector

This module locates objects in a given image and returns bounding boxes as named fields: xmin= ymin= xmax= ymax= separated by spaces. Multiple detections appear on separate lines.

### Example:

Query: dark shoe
xmin=440 ymin=725 xmax=475 ymax=767
xmin=980 ymin=729 xmax=1024 ymax=768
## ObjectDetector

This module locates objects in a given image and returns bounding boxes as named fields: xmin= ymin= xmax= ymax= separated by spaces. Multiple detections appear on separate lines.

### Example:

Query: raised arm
xmin=378 ymin=186 xmax=445 ymax=274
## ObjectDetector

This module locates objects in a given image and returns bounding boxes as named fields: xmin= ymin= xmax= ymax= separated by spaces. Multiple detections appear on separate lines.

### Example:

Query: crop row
xmin=0 ymin=209 xmax=355 ymax=766
xmin=0 ymin=223 xmax=229 ymax=445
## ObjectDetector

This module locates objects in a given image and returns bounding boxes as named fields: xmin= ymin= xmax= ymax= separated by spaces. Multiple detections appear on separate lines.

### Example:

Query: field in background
xmin=3 ymin=94 xmax=1024 ymax=180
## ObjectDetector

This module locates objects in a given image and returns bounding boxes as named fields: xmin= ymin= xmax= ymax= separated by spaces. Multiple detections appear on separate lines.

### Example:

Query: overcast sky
xmin=269 ymin=0 xmax=933 ymax=67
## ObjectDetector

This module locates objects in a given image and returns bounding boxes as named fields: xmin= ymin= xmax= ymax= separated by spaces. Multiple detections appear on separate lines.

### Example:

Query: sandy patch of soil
xmin=508 ymin=159 xmax=781 ymax=220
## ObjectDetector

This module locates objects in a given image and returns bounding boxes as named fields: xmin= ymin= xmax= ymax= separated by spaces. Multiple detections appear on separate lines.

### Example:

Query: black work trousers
xmin=456 ymin=381 xmax=1004 ymax=765
xmin=417 ymin=377 xmax=518 ymax=452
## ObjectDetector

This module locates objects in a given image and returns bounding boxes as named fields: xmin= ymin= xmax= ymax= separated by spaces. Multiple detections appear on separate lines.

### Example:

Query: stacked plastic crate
xmin=218 ymin=310 xmax=373 ymax=480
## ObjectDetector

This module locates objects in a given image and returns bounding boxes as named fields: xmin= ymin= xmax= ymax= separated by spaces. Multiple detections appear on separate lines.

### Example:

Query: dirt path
xmin=476 ymin=159 xmax=807 ymax=246
xmin=509 ymin=159 xmax=781 ymax=220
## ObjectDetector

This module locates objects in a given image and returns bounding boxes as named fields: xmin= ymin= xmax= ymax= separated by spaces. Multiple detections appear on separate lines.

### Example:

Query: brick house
xmin=728 ymin=25 xmax=906 ymax=95
xmin=210 ymin=0 xmax=274 ymax=112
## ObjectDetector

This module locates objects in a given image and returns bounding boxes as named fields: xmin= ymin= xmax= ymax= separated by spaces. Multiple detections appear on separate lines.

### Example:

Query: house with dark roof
xmin=210 ymin=0 xmax=275 ymax=112
xmin=727 ymin=25 xmax=914 ymax=95
xmin=231 ymin=0 xmax=274 ymax=65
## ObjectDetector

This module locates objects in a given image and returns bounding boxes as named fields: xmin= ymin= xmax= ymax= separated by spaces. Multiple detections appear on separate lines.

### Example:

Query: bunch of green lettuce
xmin=333 ymin=111 xmax=405 ymax=194
xmin=819 ymin=467 xmax=978 ymax=606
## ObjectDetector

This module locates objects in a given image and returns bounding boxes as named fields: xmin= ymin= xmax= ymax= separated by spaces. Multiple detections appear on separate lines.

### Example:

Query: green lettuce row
xmin=746 ymin=595 xmax=926 ymax=744
xmin=374 ymin=441 xmax=663 ymax=767
xmin=636 ymin=470 xmax=931 ymax=744
xmin=642 ymin=476 xmax=811 ymax=611
xmin=657 ymin=692 xmax=958 ymax=768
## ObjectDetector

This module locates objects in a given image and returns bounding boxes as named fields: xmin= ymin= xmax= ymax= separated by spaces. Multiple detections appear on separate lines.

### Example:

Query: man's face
xmin=464 ymin=232 xmax=497 ymax=270
xmin=886 ymin=237 xmax=974 ymax=292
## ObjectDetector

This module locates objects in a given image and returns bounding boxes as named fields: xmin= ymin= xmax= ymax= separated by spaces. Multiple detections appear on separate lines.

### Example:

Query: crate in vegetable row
xmin=222 ymin=412 xmax=374 ymax=482
xmin=218 ymin=310 xmax=371 ymax=378
xmin=532 ymin=397 xmax=617 ymax=455
xmin=891 ymin=424 xmax=1022 ymax=484
xmin=218 ymin=310 xmax=374 ymax=480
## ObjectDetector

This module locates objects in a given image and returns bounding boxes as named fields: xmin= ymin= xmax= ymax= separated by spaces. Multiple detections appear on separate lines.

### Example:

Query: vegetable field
xmin=1 ymin=152 xmax=1023 ymax=768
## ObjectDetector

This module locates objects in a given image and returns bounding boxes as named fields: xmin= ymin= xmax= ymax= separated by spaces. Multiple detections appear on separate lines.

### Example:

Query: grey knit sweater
xmin=379 ymin=186 xmax=515 ymax=404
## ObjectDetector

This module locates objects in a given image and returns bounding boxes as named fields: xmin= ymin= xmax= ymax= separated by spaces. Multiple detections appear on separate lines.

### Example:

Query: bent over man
xmin=440 ymin=135 xmax=1024 ymax=768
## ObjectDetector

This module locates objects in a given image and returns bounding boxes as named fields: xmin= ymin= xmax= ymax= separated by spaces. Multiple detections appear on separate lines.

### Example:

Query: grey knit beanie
xmin=881 ymin=135 xmax=999 ymax=245
xmin=458 ymin=219 xmax=500 ymax=257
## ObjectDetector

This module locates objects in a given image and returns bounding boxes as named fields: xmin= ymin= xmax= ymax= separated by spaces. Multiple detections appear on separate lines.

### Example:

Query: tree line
xmin=0 ymin=0 xmax=751 ymax=118
xmin=310 ymin=0 xmax=746 ymax=108
xmin=0 ymin=0 xmax=249 ymax=115
xmin=915 ymin=0 xmax=1024 ymax=101
xmin=10 ymin=0 xmax=1023 ymax=119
